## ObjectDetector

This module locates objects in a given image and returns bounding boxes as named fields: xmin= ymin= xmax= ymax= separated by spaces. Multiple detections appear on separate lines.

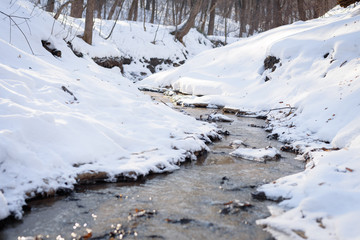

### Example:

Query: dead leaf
xmin=82 ymin=232 xmax=92 ymax=240
xmin=346 ymin=167 xmax=354 ymax=172
xmin=292 ymin=230 xmax=308 ymax=239
xmin=316 ymin=218 xmax=326 ymax=229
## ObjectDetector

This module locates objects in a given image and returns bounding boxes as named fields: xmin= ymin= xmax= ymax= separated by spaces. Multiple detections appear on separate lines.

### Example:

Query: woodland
xmin=39 ymin=0 xmax=340 ymax=45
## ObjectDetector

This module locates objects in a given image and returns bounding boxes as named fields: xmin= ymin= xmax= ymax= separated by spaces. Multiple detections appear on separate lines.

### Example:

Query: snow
xmin=58 ymin=14 xmax=214 ymax=81
xmin=139 ymin=4 xmax=360 ymax=240
xmin=0 ymin=192 xmax=9 ymax=220
xmin=0 ymin=0 xmax=218 ymax=220
xmin=230 ymin=147 xmax=280 ymax=162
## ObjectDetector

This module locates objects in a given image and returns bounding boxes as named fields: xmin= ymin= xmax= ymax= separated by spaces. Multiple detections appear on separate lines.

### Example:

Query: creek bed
xmin=0 ymin=92 xmax=304 ymax=240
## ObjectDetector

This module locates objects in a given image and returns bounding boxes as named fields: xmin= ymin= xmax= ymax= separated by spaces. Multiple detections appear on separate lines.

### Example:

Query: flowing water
xmin=0 ymin=93 xmax=304 ymax=240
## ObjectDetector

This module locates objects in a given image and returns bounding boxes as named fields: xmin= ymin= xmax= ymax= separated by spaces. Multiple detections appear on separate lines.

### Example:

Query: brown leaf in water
xmin=223 ymin=201 xmax=233 ymax=206
xmin=82 ymin=232 xmax=92 ymax=240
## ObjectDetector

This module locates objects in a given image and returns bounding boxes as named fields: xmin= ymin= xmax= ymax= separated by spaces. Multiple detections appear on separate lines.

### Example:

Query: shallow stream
xmin=0 ymin=93 xmax=304 ymax=240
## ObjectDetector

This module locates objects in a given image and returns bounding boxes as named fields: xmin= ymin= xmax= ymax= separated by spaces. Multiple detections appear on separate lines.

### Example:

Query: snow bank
xmin=139 ymin=4 xmax=360 ymax=239
xmin=0 ymin=1 xmax=218 ymax=220
xmin=0 ymin=192 xmax=9 ymax=220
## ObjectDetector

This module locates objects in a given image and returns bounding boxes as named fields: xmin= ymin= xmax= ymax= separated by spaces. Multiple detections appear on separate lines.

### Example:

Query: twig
xmin=264 ymin=107 xmax=296 ymax=115
xmin=0 ymin=10 xmax=34 ymax=55
xmin=103 ymin=0 xmax=125 ymax=40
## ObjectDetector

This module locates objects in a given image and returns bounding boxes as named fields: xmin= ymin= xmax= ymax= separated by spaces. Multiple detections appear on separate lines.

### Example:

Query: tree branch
xmin=0 ymin=10 xmax=34 ymax=55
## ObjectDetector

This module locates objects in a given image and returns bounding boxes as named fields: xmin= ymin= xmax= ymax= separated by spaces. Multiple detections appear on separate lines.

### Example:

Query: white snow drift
xmin=139 ymin=5 xmax=360 ymax=240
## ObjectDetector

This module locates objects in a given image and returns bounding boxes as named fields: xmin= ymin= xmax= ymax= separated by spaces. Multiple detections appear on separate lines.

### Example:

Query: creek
xmin=0 ymin=92 xmax=304 ymax=240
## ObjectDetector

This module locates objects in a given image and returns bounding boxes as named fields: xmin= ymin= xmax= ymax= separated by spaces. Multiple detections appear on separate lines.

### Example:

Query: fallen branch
xmin=264 ymin=107 xmax=296 ymax=115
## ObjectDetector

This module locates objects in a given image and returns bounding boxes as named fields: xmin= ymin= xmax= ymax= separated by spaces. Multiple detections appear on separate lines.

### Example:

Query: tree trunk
xmin=273 ymin=0 xmax=282 ymax=27
xmin=83 ymin=0 xmax=95 ymax=45
xmin=150 ymin=0 xmax=155 ymax=23
xmin=96 ymin=0 xmax=105 ymax=19
xmin=54 ymin=0 xmax=72 ymax=19
xmin=108 ymin=0 xmax=121 ymax=20
xmin=207 ymin=0 xmax=217 ymax=35
xmin=145 ymin=0 xmax=151 ymax=10
xmin=297 ymin=0 xmax=306 ymax=20
xmin=128 ymin=0 xmax=139 ymax=21
xmin=71 ymin=0 xmax=84 ymax=18
xmin=172 ymin=0 xmax=203 ymax=44
xmin=239 ymin=0 xmax=247 ymax=37
xmin=46 ymin=0 xmax=55 ymax=12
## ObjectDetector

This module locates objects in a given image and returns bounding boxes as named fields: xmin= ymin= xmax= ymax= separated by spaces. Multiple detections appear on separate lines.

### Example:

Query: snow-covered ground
xmin=139 ymin=5 xmax=360 ymax=240
xmin=58 ymin=13 xmax=215 ymax=81
xmin=0 ymin=1 xmax=219 ymax=220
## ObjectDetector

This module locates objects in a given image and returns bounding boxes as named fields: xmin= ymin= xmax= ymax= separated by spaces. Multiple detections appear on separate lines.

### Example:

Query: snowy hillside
xmin=139 ymin=5 xmax=360 ymax=240
xmin=0 ymin=1 xmax=218 ymax=220
xmin=54 ymin=13 xmax=216 ymax=81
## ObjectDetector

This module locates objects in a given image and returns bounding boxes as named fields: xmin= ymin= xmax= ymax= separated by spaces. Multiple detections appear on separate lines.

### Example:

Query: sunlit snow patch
xmin=230 ymin=147 xmax=281 ymax=162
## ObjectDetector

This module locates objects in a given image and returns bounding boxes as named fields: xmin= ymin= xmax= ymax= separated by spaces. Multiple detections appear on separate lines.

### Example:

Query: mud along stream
xmin=0 ymin=92 xmax=304 ymax=240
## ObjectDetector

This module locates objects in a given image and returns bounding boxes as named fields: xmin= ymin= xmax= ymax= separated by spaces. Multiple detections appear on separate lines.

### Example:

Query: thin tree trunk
xmin=83 ymin=0 xmax=95 ymax=45
xmin=46 ymin=0 xmax=55 ymax=12
xmin=145 ymin=0 xmax=151 ymax=10
xmin=105 ymin=0 xmax=125 ymax=39
xmin=239 ymin=0 xmax=247 ymax=37
xmin=297 ymin=0 xmax=306 ymax=20
xmin=273 ymin=0 xmax=282 ymax=27
xmin=71 ymin=0 xmax=84 ymax=18
xmin=172 ymin=0 xmax=203 ymax=44
xmin=150 ymin=0 xmax=155 ymax=23
xmin=128 ymin=0 xmax=138 ymax=21
xmin=207 ymin=0 xmax=217 ymax=35
xmin=108 ymin=0 xmax=121 ymax=20
xmin=96 ymin=0 xmax=105 ymax=19
xmin=54 ymin=0 xmax=72 ymax=19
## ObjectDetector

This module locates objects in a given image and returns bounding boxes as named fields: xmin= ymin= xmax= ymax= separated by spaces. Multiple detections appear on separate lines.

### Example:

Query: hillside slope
xmin=0 ymin=0 xmax=218 ymax=220
xmin=139 ymin=5 xmax=360 ymax=240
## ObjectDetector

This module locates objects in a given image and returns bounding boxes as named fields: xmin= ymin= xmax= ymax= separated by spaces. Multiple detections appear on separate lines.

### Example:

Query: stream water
xmin=0 ymin=93 xmax=304 ymax=240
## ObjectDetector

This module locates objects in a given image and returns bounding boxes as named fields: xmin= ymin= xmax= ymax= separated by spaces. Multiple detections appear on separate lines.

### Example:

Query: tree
xmin=71 ymin=0 xmax=84 ymax=18
xmin=150 ymin=0 xmax=156 ymax=23
xmin=108 ymin=0 xmax=122 ymax=20
xmin=54 ymin=0 xmax=72 ymax=20
xmin=207 ymin=0 xmax=217 ymax=35
xmin=83 ymin=0 xmax=95 ymax=45
xmin=128 ymin=0 xmax=139 ymax=21
xmin=172 ymin=0 xmax=203 ymax=44
xmin=46 ymin=0 xmax=55 ymax=12
xmin=96 ymin=0 xmax=106 ymax=19
xmin=297 ymin=0 xmax=306 ymax=20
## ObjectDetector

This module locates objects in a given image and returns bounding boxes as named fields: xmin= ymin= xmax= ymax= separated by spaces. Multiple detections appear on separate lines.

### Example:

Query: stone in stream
xmin=218 ymin=200 xmax=253 ymax=215
xmin=251 ymin=191 xmax=284 ymax=202
xmin=166 ymin=218 xmax=194 ymax=224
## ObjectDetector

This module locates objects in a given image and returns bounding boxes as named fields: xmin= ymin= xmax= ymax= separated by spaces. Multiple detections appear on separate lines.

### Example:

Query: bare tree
xmin=128 ymin=0 xmax=139 ymax=21
xmin=108 ymin=0 xmax=121 ymax=20
xmin=297 ymin=0 xmax=306 ymax=20
xmin=46 ymin=0 xmax=55 ymax=12
xmin=172 ymin=0 xmax=203 ymax=44
xmin=83 ymin=0 xmax=95 ymax=45
xmin=54 ymin=0 xmax=72 ymax=20
xmin=70 ymin=0 xmax=84 ymax=18
xmin=150 ymin=0 xmax=156 ymax=23
xmin=207 ymin=0 xmax=217 ymax=35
